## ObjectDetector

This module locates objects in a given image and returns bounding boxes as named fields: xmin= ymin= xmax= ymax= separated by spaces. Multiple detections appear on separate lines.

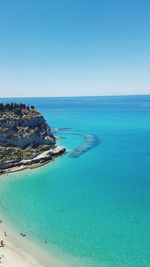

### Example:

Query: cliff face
xmin=0 ymin=109 xmax=55 ymax=149
xmin=0 ymin=105 xmax=66 ymax=174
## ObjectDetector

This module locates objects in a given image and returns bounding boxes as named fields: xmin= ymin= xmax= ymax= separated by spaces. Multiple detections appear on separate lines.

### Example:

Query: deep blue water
xmin=0 ymin=95 xmax=150 ymax=266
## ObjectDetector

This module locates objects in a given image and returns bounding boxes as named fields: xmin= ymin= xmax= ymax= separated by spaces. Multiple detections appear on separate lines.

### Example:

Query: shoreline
xmin=0 ymin=214 xmax=96 ymax=267
xmin=0 ymin=145 xmax=71 ymax=267
xmin=0 ymin=216 xmax=74 ymax=267
xmin=0 ymin=145 xmax=66 ymax=176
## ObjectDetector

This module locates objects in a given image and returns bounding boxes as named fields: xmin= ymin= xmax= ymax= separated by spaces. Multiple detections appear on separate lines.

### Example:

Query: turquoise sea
xmin=0 ymin=95 xmax=150 ymax=266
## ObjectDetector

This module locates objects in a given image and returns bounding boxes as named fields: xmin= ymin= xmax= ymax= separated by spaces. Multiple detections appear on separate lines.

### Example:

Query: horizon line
xmin=0 ymin=93 xmax=150 ymax=99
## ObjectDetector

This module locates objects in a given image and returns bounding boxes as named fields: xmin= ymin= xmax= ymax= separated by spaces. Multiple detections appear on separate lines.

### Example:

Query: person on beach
xmin=20 ymin=232 xmax=26 ymax=237
xmin=0 ymin=240 xmax=4 ymax=247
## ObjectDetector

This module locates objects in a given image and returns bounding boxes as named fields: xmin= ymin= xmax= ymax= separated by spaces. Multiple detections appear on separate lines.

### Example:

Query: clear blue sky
xmin=0 ymin=0 xmax=150 ymax=97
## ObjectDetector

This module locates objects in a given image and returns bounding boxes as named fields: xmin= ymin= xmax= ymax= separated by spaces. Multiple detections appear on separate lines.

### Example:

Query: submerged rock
xmin=69 ymin=133 xmax=100 ymax=158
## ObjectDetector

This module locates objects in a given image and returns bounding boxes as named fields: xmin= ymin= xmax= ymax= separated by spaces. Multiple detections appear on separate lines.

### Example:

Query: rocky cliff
xmin=0 ymin=105 xmax=65 ymax=174
xmin=0 ymin=108 xmax=55 ymax=149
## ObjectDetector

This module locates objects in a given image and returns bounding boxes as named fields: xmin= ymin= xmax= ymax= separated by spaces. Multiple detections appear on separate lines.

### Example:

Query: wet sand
xmin=0 ymin=220 xmax=72 ymax=267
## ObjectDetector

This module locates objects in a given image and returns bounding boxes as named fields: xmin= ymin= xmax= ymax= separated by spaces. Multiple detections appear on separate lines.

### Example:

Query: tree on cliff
xmin=0 ymin=103 xmax=30 ymax=112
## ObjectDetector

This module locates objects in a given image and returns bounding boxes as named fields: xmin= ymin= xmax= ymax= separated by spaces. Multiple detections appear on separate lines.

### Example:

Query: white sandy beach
xmin=0 ymin=218 xmax=94 ymax=267
xmin=0 ymin=220 xmax=72 ymax=267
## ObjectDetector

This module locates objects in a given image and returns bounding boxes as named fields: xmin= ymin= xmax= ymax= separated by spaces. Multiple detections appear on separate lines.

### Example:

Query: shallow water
xmin=0 ymin=96 xmax=150 ymax=266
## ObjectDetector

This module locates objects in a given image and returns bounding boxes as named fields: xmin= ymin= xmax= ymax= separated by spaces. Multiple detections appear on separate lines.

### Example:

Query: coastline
xmin=0 ymin=217 xmax=96 ymax=267
xmin=0 ymin=145 xmax=66 ymax=176
xmin=0 ymin=216 xmax=74 ymax=267
xmin=0 ymin=105 xmax=66 ymax=177
xmin=0 ymin=145 xmax=70 ymax=266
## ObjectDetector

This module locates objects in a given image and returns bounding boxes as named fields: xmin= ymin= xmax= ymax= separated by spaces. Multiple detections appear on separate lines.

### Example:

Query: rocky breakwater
xmin=0 ymin=103 xmax=66 ymax=174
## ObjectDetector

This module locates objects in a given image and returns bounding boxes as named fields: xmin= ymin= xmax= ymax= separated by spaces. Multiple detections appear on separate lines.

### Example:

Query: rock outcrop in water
xmin=0 ymin=103 xmax=66 ymax=174
xmin=69 ymin=132 xmax=100 ymax=158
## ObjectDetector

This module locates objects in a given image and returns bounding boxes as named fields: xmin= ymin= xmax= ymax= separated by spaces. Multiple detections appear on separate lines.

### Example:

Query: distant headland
xmin=0 ymin=103 xmax=66 ymax=175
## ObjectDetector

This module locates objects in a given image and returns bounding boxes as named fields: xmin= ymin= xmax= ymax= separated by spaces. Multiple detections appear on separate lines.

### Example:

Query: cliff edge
xmin=0 ymin=103 xmax=65 ymax=174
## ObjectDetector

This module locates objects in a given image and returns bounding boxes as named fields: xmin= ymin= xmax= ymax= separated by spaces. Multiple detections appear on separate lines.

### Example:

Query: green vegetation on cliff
xmin=0 ymin=103 xmax=61 ymax=171
xmin=0 ymin=103 xmax=35 ymax=116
